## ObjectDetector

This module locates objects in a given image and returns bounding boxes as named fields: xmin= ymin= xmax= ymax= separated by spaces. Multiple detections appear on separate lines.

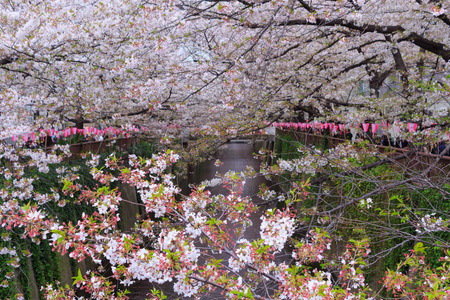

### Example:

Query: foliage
xmin=0 ymin=140 xmax=157 ymax=299
xmin=127 ymin=141 xmax=156 ymax=159
xmin=272 ymin=131 xmax=450 ymax=296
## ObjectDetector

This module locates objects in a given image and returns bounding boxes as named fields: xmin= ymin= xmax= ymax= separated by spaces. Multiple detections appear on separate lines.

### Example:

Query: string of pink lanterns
xmin=8 ymin=121 xmax=448 ymax=144
xmin=11 ymin=126 xmax=141 ymax=143
xmin=266 ymin=121 xmax=419 ymax=135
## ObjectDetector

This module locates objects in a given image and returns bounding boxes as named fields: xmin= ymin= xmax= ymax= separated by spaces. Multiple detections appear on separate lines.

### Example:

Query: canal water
xmin=127 ymin=141 xmax=275 ymax=299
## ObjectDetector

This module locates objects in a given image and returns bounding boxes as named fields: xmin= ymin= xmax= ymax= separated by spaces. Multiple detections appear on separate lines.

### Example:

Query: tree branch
xmin=311 ymin=148 xmax=418 ymax=186
xmin=246 ymin=18 xmax=404 ymax=34
xmin=399 ymin=32 xmax=450 ymax=62
xmin=297 ymin=0 xmax=314 ymax=13
xmin=0 ymin=57 xmax=14 ymax=65
xmin=246 ymin=18 xmax=450 ymax=61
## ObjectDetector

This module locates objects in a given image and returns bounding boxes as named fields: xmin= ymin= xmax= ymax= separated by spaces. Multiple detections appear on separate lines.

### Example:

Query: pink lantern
xmin=408 ymin=123 xmax=417 ymax=133
xmin=371 ymin=124 xmax=379 ymax=138
xmin=371 ymin=124 xmax=379 ymax=132
xmin=362 ymin=123 xmax=369 ymax=132
xmin=332 ymin=126 xmax=338 ymax=135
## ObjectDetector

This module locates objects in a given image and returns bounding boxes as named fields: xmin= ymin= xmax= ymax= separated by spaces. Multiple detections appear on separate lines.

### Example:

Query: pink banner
xmin=371 ymin=124 xmax=379 ymax=138
xmin=362 ymin=123 xmax=369 ymax=132
xmin=371 ymin=124 xmax=379 ymax=133
xmin=408 ymin=123 xmax=417 ymax=133
xmin=8 ymin=125 xmax=143 ymax=143
xmin=332 ymin=125 xmax=338 ymax=135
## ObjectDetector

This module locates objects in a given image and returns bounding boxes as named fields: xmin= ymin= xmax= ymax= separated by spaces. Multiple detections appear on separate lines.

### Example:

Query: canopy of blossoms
xmin=0 ymin=0 xmax=450 ymax=299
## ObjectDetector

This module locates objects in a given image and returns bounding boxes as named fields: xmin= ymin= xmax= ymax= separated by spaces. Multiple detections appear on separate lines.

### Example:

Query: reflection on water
xmin=128 ymin=142 xmax=274 ymax=299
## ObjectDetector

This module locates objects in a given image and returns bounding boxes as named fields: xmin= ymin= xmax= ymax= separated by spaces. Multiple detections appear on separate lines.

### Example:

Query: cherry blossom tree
xmin=1 ymin=0 xmax=450 ymax=299
xmin=2 ymin=0 xmax=448 ymax=144
xmin=177 ymin=0 xmax=449 ymax=127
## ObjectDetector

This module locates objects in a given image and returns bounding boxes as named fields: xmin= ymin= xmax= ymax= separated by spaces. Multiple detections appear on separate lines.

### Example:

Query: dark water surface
xmin=127 ymin=142 xmax=273 ymax=299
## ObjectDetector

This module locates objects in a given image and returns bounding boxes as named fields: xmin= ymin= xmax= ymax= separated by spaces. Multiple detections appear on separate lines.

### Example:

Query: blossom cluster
xmin=260 ymin=209 xmax=296 ymax=251
xmin=415 ymin=213 xmax=448 ymax=234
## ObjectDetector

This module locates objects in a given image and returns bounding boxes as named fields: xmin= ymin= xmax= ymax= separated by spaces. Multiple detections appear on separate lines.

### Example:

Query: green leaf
xmin=123 ymin=235 xmax=134 ymax=252
xmin=21 ymin=202 xmax=31 ymax=212
xmin=51 ymin=229 xmax=66 ymax=244
xmin=72 ymin=269 xmax=84 ymax=286
xmin=209 ymin=259 xmax=223 ymax=267
xmin=414 ymin=242 xmax=426 ymax=254
xmin=62 ymin=178 xmax=72 ymax=191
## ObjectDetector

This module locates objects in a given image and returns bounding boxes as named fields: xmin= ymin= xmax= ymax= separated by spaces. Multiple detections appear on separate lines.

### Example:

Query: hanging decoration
xmin=8 ymin=125 xmax=142 ymax=144
xmin=371 ymin=124 xmax=379 ymax=138
xmin=408 ymin=123 xmax=418 ymax=133
xmin=362 ymin=123 xmax=369 ymax=133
